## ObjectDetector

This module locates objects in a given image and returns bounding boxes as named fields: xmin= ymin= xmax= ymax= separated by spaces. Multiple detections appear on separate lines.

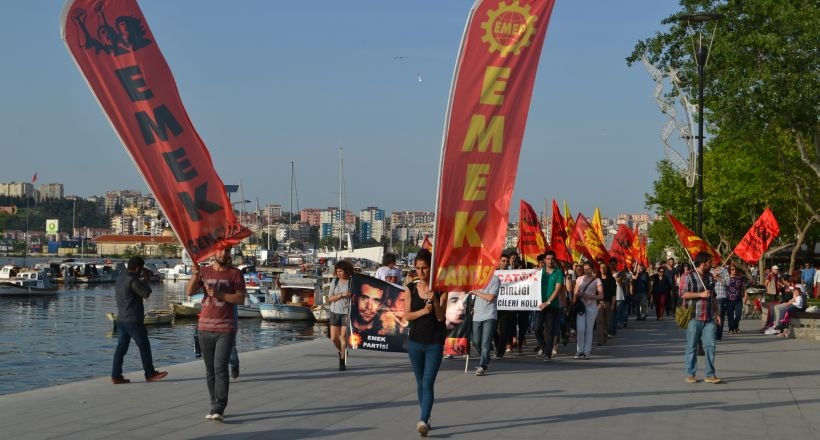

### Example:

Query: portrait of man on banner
xmin=444 ymin=292 xmax=474 ymax=356
xmin=348 ymin=273 xmax=408 ymax=352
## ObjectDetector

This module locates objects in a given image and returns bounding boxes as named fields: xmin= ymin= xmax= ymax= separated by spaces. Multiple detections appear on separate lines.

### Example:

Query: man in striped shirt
xmin=681 ymin=252 xmax=721 ymax=384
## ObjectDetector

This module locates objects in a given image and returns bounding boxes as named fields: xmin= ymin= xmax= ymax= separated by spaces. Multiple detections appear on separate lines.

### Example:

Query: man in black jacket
xmin=111 ymin=256 xmax=167 ymax=384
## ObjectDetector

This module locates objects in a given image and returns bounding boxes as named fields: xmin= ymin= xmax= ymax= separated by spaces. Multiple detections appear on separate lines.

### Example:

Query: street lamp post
xmin=677 ymin=12 xmax=722 ymax=236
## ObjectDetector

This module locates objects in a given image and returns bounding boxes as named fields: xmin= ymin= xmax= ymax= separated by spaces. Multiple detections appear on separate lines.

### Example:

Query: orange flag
xmin=61 ymin=0 xmax=251 ymax=262
xmin=638 ymin=235 xmax=649 ymax=268
xmin=667 ymin=213 xmax=721 ymax=265
xmin=570 ymin=213 xmax=610 ymax=263
xmin=627 ymin=224 xmax=640 ymax=268
xmin=550 ymin=199 xmax=571 ymax=263
xmin=733 ymin=208 xmax=780 ymax=264
xmin=518 ymin=200 xmax=549 ymax=266
xmin=609 ymin=224 xmax=634 ymax=271
xmin=421 ymin=235 xmax=433 ymax=252
xmin=432 ymin=0 xmax=556 ymax=291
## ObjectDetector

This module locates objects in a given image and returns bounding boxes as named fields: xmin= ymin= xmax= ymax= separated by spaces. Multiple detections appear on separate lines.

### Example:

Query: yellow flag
xmin=592 ymin=207 xmax=605 ymax=243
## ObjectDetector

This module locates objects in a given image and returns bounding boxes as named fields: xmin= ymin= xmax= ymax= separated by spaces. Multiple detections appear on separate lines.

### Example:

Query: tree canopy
xmin=629 ymin=0 xmax=819 ymax=268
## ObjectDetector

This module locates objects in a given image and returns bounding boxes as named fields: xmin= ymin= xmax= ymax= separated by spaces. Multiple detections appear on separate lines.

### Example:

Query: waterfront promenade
xmin=2 ymin=317 xmax=819 ymax=440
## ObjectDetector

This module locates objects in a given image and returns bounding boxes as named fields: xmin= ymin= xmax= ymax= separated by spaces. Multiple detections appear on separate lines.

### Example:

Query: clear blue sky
xmin=2 ymin=0 xmax=680 ymax=220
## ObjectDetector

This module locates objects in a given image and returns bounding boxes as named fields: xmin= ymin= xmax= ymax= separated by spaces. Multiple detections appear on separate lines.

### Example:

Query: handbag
xmin=572 ymin=298 xmax=586 ymax=316
xmin=573 ymin=279 xmax=594 ymax=316
xmin=675 ymin=305 xmax=694 ymax=328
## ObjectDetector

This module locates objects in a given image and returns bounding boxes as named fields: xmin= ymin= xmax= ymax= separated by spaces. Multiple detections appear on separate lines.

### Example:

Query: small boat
xmin=260 ymin=301 xmax=316 ymax=322
xmin=237 ymin=292 xmax=263 ymax=319
xmin=312 ymin=304 xmax=329 ymax=323
xmin=158 ymin=263 xmax=193 ymax=281
xmin=170 ymin=293 xmax=204 ymax=318
xmin=0 ymin=270 xmax=59 ymax=297
xmin=259 ymin=273 xmax=319 ymax=322
xmin=0 ymin=264 xmax=22 ymax=280
xmin=106 ymin=309 xmax=175 ymax=326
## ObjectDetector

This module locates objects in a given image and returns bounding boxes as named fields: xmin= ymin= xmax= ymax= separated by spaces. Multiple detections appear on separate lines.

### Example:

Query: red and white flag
xmin=61 ymin=0 xmax=250 ymax=262
xmin=433 ymin=0 xmax=556 ymax=291
xmin=31 ymin=172 xmax=38 ymax=184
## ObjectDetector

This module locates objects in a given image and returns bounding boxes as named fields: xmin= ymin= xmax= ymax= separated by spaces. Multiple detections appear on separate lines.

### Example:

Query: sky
xmin=1 ymin=0 xmax=682 ymax=221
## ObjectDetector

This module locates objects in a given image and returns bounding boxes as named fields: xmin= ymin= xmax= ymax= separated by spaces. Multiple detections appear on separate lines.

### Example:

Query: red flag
xmin=421 ymin=235 xmax=433 ymax=252
xmin=433 ymin=0 xmax=556 ymax=291
xmin=570 ymin=213 xmax=610 ymax=263
xmin=609 ymin=224 xmax=634 ymax=271
xmin=667 ymin=213 xmax=721 ymax=265
xmin=518 ymin=200 xmax=549 ymax=266
xmin=733 ymin=208 xmax=780 ymax=264
xmin=550 ymin=199 xmax=571 ymax=262
xmin=627 ymin=224 xmax=640 ymax=268
xmin=31 ymin=172 xmax=37 ymax=184
xmin=61 ymin=0 xmax=251 ymax=262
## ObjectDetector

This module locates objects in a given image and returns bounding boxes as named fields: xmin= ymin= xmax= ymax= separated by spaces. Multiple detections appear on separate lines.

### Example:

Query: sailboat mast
xmin=289 ymin=161 xmax=294 ymax=252
xmin=337 ymin=147 xmax=343 ymax=259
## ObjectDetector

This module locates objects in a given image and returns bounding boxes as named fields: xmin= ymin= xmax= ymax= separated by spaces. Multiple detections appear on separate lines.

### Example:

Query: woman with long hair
xmin=328 ymin=260 xmax=354 ymax=371
xmin=573 ymin=261 xmax=604 ymax=359
xmin=403 ymin=249 xmax=446 ymax=437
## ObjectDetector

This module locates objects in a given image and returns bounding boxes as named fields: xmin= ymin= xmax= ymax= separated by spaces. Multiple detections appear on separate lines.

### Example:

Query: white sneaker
xmin=764 ymin=328 xmax=779 ymax=335
xmin=210 ymin=412 xmax=224 ymax=422
xmin=475 ymin=367 xmax=486 ymax=376
xmin=536 ymin=349 xmax=544 ymax=357
xmin=417 ymin=421 xmax=429 ymax=437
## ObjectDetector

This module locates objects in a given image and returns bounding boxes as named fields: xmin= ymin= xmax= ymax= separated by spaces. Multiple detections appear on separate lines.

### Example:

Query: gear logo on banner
xmin=480 ymin=0 xmax=538 ymax=57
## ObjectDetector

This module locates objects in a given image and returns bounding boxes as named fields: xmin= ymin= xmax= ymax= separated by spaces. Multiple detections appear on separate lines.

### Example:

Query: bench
xmin=787 ymin=311 xmax=820 ymax=341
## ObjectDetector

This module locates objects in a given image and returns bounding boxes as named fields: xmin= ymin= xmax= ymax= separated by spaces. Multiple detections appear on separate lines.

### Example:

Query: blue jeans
xmin=472 ymin=319 xmax=496 ymax=369
xmin=407 ymin=340 xmax=443 ymax=424
xmin=715 ymin=298 xmax=727 ymax=340
xmin=726 ymin=299 xmax=743 ymax=332
xmin=199 ymin=331 xmax=237 ymax=413
xmin=685 ymin=319 xmax=717 ymax=378
xmin=112 ymin=322 xmax=156 ymax=379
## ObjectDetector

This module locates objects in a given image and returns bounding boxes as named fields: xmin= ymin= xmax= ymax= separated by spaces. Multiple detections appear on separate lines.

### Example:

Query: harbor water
xmin=0 ymin=278 xmax=324 ymax=396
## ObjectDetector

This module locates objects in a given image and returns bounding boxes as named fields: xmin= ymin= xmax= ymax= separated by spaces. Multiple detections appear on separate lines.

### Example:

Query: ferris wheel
xmin=642 ymin=56 xmax=697 ymax=188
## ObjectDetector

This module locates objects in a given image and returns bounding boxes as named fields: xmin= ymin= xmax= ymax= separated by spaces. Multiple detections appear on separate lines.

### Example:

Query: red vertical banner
xmin=518 ymin=199 xmax=548 ymax=266
xmin=433 ymin=0 xmax=556 ymax=291
xmin=60 ymin=0 xmax=250 ymax=263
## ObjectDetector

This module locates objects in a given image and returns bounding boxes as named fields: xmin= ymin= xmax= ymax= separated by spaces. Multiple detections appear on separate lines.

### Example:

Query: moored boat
xmin=259 ymin=273 xmax=319 ymax=322
xmin=0 ymin=270 xmax=59 ymax=297
xmin=170 ymin=293 xmax=204 ymax=318
xmin=106 ymin=309 xmax=175 ymax=326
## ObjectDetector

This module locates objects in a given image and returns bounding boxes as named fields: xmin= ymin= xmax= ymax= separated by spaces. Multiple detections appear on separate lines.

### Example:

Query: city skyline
xmin=2 ymin=1 xmax=681 ymax=219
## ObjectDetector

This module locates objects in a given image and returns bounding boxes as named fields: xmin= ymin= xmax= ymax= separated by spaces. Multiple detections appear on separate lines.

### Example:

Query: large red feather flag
xmin=550 ymin=199 xmax=571 ymax=262
xmin=518 ymin=199 xmax=549 ymax=266
xmin=667 ymin=213 xmax=721 ymax=265
xmin=433 ymin=0 xmax=556 ymax=291
xmin=733 ymin=208 xmax=780 ymax=264
xmin=61 ymin=0 xmax=251 ymax=262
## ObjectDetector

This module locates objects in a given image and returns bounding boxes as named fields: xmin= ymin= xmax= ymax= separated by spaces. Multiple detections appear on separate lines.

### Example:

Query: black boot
xmin=338 ymin=352 xmax=346 ymax=371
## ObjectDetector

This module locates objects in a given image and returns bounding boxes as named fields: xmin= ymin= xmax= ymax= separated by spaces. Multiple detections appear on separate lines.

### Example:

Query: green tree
xmin=628 ymin=0 xmax=819 ymax=268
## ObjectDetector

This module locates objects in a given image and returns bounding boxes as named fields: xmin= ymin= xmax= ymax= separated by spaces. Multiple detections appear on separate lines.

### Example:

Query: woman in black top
xmin=402 ymin=249 xmax=446 ymax=437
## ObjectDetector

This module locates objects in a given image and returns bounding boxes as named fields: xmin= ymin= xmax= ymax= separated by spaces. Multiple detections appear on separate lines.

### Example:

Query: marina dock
xmin=2 ymin=318 xmax=819 ymax=439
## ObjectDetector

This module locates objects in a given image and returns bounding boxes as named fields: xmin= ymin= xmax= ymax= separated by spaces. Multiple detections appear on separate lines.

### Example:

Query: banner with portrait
xmin=444 ymin=292 xmax=474 ymax=356
xmin=348 ymin=274 xmax=408 ymax=353
xmin=495 ymin=269 xmax=542 ymax=311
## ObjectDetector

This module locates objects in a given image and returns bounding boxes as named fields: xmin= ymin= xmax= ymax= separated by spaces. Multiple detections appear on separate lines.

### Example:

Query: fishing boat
xmin=158 ymin=263 xmax=193 ymax=281
xmin=259 ymin=273 xmax=319 ymax=322
xmin=170 ymin=293 xmax=204 ymax=318
xmin=0 ymin=270 xmax=59 ymax=296
xmin=0 ymin=265 xmax=22 ymax=280
xmin=106 ymin=309 xmax=175 ymax=326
